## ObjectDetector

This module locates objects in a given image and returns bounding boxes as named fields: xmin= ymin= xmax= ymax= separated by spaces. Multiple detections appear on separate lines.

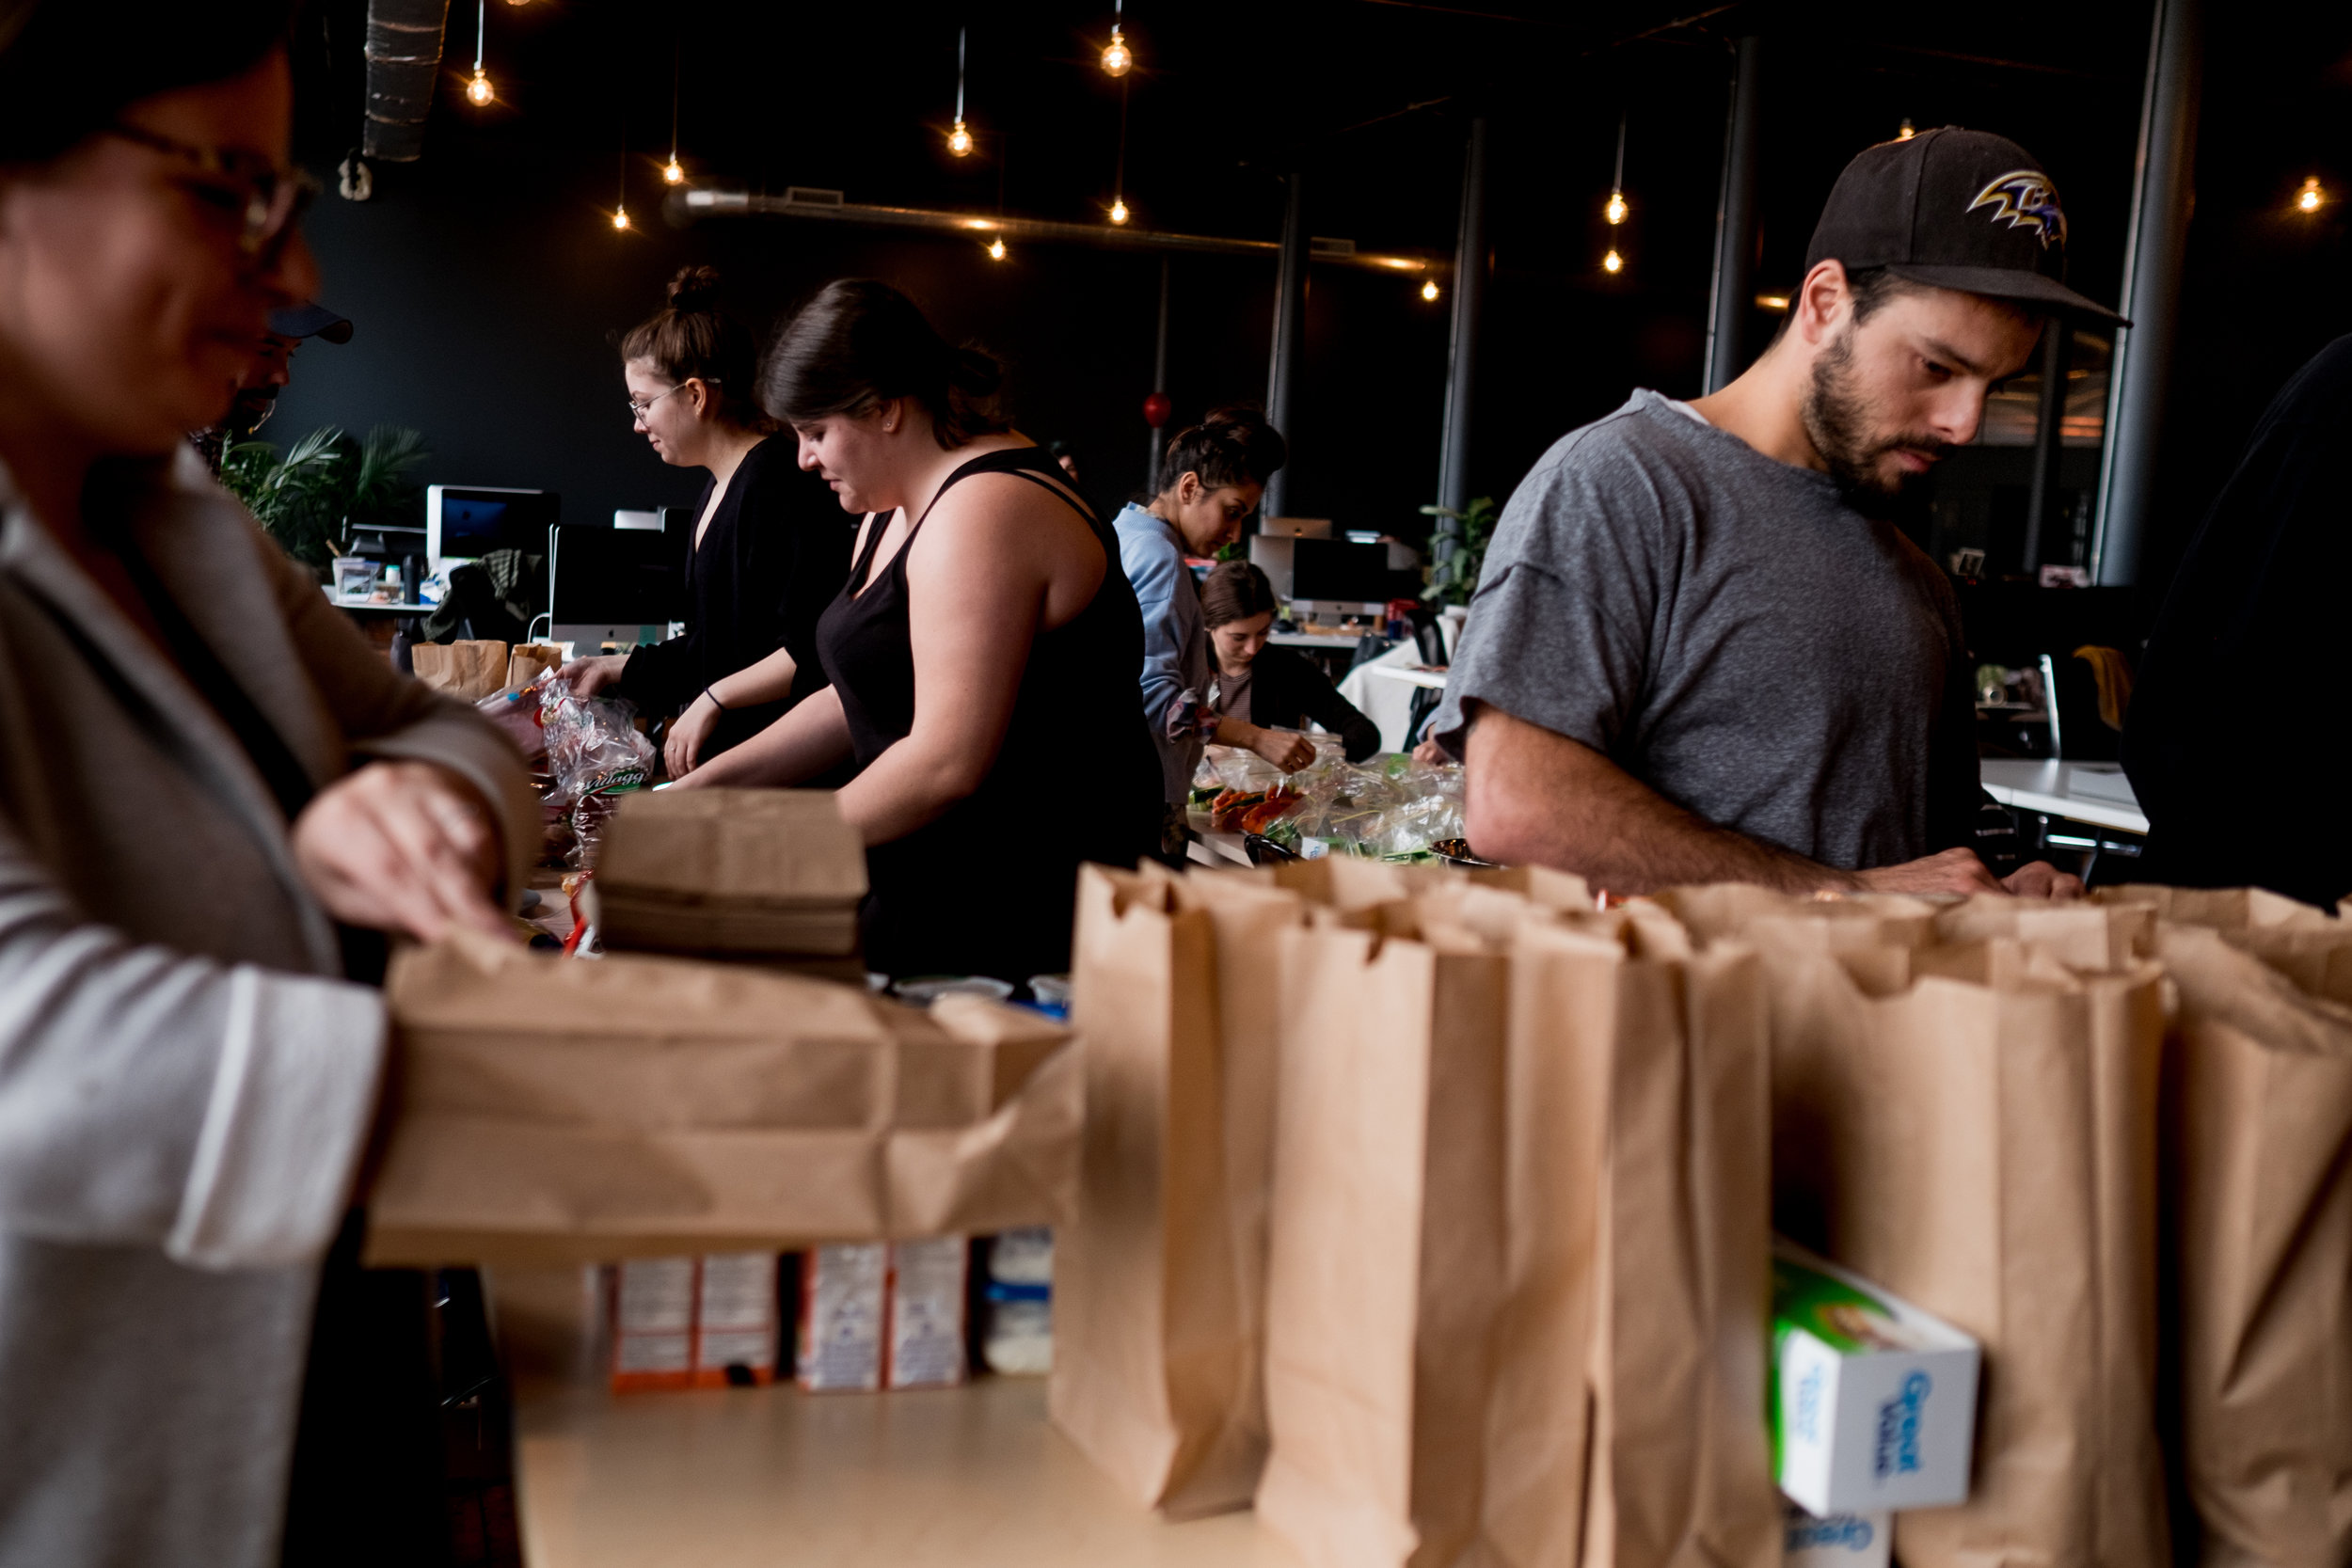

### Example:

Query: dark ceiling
xmin=296 ymin=0 xmax=2159 ymax=305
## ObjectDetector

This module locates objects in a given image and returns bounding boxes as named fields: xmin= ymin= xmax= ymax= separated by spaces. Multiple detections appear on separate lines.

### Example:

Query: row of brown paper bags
xmin=1047 ymin=861 xmax=2352 ymax=1568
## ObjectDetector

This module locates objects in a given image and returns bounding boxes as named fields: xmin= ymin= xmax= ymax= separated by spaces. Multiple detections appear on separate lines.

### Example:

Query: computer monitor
xmin=548 ymin=523 xmax=681 ymax=652
xmin=1288 ymin=537 xmax=1396 ymax=613
xmin=425 ymin=485 xmax=560 ymax=566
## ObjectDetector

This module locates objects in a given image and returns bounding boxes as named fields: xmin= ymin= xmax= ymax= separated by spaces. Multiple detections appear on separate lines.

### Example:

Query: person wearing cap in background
xmin=189 ymin=298 xmax=350 ymax=472
xmin=1431 ymin=128 xmax=2120 ymax=896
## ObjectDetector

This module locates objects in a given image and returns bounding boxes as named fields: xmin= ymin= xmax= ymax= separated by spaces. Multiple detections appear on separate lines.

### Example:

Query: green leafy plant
xmin=1418 ymin=495 xmax=1498 ymax=608
xmin=221 ymin=423 xmax=429 ymax=575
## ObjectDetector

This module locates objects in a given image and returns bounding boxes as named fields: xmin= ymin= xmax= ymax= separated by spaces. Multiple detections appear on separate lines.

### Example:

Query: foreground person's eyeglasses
xmin=103 ymin=122 xmax=319 ymax=258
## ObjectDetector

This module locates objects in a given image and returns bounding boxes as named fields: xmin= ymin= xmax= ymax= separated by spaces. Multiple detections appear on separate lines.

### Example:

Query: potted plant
xmin=220 ymin=423 xmax=429 ymax=584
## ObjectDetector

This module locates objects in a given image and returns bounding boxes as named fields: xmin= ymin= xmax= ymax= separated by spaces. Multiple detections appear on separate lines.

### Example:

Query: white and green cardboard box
xmin=1772 ymin=1239 xmax=1980 ymax=1516
xmin=1784 ymin=1503 xmax=1890 ymax=1568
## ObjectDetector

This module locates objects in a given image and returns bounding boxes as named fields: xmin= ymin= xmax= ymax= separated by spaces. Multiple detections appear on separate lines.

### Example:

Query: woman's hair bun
xmin=1159 ymin=404 xmax=1288 ymax=495
xmin=948 ymin=345 xmax=1005 ymax=397
xmin=666 ymin=265 xmax=723 ymax=312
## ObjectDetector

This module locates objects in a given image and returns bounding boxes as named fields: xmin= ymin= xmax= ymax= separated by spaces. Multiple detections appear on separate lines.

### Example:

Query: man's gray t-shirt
xmin=1430 ymin=389 xmax=1978 ymax=871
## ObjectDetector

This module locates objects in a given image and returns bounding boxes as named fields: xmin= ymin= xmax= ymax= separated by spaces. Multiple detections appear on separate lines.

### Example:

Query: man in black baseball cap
xmin=1430 ymin=127 xmax=2116 ymax=896
xmin=191 ymin=300 xmax=353 ymax=471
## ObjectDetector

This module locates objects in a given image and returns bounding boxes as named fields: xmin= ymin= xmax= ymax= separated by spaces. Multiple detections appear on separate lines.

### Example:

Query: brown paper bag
xmin=2156 ymin=920 xmax=2352 ymax=1567
xmin=410 ymin=638 xmax=510 ymax=701
xmin=2099 ymin=884 xmax=2352 ymax=1003
xmin=506 ymin=642 xmax=564 ymax=690
xmin=1051 ymin=864 xmax=1307 ymax=1516
xmin=596 ymin=788 xmax=867 ymax=958
xmin=363 ymin=936 xmax=1079 ymax=1265
xmin=1480 ymin=909 xmax=1780 ymax=1568
xmin=1255 ymin=915 xmax=1510 ymax=1568
xmin=1933 ymin=891 xmax=2155 ymax=972
xmin=1767 ymin=937 xmax=2171 ymax=1568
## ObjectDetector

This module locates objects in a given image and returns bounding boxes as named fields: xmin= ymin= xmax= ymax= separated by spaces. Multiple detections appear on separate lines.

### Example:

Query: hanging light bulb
xmin=947 ymin=30 xmax=975 ymax=157
xmin=1109 ymin=197 xmax=1129 ymax=225
xmin=1421 ymin=279 xmax=1439 ymax=302
xmin=1602 ymin=248 xmax=1624 ymax=275
xmin=1897 ymin=119 xmax=1916 ymax=141
xmin=2296 ymin=176 xmax=2324 ymax=214
xmin=1601 ymin=111 xmax=1628 ymax=228
xmin=1102 ymin=1 xmax=1133 ymax=76
xmin=662 ymin=43 xmax=685 ymax=183
xmin=987 ymin=236 xmax=1007 ymax=261
xmin=612 ymin=206 xmax=630 ymax=230
xmin=465 ymin=0 xmax=493 ymax=106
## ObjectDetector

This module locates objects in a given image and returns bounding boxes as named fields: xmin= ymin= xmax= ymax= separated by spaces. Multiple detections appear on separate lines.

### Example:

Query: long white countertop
xmin=493 ymin=1268 xmax=1304 ymax=1568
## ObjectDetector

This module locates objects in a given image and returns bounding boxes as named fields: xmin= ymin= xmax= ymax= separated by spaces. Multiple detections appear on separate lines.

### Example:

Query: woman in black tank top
xmin=675 ymin=281 xmax=1158 ymax=980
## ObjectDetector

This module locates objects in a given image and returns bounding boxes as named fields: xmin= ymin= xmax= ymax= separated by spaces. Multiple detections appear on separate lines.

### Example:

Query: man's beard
xmin=224 ymin=388 xmax=278 ymax=439
xmin=1800 ymin=325 xmax=1947 ymax=517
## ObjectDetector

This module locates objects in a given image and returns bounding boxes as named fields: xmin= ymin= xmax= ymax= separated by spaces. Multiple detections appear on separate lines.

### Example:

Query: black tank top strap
xmin=908 ymin=445 xmax=1102 ymax=539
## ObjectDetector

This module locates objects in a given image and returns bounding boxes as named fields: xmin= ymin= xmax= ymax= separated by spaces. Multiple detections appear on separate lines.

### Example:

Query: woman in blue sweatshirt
xmin=1112 ymin=409 xmax=1294 ymax=856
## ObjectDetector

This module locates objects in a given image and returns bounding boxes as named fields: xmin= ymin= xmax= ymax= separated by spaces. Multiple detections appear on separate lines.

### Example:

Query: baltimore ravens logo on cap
xmin=1966 ymin=170 xmax=2068 ymax=250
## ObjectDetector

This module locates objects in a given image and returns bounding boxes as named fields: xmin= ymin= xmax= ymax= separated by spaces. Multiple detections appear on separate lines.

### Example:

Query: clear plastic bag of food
xmin=537 ymin=674 xmax=656 ymax=868
xmin=476 ymin=675 xmax=550 ymax=765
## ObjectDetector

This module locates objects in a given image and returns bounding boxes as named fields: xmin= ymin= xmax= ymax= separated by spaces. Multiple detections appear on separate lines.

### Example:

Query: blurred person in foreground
xmin=2124 ymin=336 xmax=2352 ymax=908
xmin=1432 ymin=129 xmax=2104 ymax=897
xmin=0 ymin=5 xmax=537 ymax=1564
xmin=674 ymin=280 xmax=1157 ymax=981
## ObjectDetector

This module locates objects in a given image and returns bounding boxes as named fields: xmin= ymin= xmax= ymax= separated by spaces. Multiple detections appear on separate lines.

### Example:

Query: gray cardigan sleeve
xmin=257 ymin=534 xmax=543 ymax=901
xmin=0 ymin=817 xmax=387 ymax=1268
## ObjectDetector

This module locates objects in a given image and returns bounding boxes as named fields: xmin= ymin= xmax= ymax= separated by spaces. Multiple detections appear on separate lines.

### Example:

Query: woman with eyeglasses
xmin=674 ymin=279 xmax=1159 ymax=981
xmin=560 ymin=267 xmax=851 ymax=777
xmin=0 ymin=5 xmax=537 ymax=1563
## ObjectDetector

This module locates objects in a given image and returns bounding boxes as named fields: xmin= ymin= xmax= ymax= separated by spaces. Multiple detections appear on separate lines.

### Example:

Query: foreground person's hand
xmin=1849 ymin=846 xmax=2008 ymax=896
xmin=558 ymin=653 xmax=630 ymax=696
xmin=293 ymin=761 xmax=509 ymax=943
xmin=2000 ymin=859 xmax=2084 ymax=899
xmin=1411 ymin=738 xmax=1450 ymax=768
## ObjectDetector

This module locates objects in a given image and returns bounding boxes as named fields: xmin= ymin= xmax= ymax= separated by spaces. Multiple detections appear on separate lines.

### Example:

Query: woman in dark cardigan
xmin=562 ymin=267 xmax=851 ymax=775
xmin=1200 ymin=561 xmax=1381 ymax=762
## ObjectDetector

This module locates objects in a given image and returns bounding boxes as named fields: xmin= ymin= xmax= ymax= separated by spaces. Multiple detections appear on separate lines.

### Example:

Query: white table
xmin=1336 ymin=643 xmax=1446 ymax=752
xmin=1978 ymin=758 xmax=2148 ymax=835
xmin=491 ymin=1268 xmax=1305 ymax=1568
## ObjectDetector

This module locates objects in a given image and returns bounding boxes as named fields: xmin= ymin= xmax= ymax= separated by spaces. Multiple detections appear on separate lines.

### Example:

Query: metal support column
xmin=2091 ymin=0 xmax=2201 ymax=586
xmin=1146 ymin=256 xmax=1170 ymax=494
xmin=1437 ymin=117 xmax=1489 ymax=518
xmin=1702 ymin=36 xmax=1763 ymax=394
xmin=2021 ymin=315 xmax=2071 ymax=574
xmin=1263 ymin=168 xmax=1308 ymax=521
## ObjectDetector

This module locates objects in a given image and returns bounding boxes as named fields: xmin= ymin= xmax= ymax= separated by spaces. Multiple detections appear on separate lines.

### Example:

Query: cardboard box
xmin=799 ymin=1243 xmax=887 ymax=1392
xmin=610 ymin=1258 xmax=696 ymax=1392
xmin=1784 ymin=1503 xmax=1890 ymax=1568
xmin=885 ymin=1236 xmax=969 ymax=1389
xmin=692 ymin=1252 xmax=780 ymax=1387
xmin=1772 ymin=1240 xmax=1979 ymax=1515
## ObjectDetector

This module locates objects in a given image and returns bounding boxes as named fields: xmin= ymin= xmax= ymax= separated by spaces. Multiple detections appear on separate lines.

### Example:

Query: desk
xmin=1979 ymin=758 xmax=2148 ymax=835
xmin=492 ymin=1268 xmax=1305 ymax=1568
xmin=325 ymin=592 xmax=435 ymax=617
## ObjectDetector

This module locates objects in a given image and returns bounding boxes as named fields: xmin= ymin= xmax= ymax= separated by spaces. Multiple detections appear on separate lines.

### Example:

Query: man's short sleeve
xmin=1428 ymin=424 xmax=1667 ymax=760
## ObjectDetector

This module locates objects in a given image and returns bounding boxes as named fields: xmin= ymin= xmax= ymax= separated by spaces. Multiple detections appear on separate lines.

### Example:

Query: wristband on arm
xmin=701 ymin=687 xmax=728 ymax=712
